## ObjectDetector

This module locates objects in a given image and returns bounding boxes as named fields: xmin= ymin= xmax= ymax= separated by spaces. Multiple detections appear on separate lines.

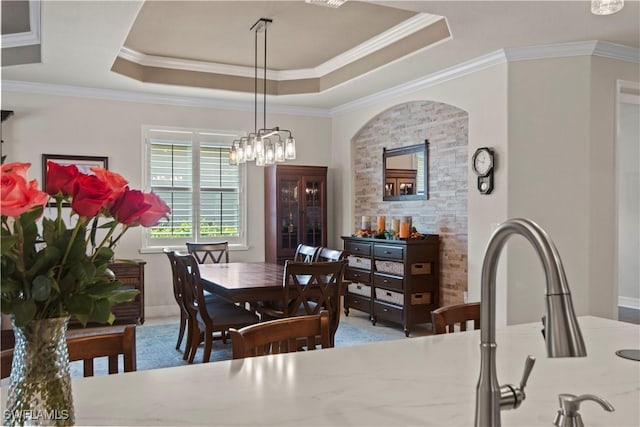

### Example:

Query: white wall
xmin=1 ymin=91 xmax=332 ymax=318
xmin=618 ymin=100 xmax=640 ymax=306
xmin=507 ymin=57 xmax=592 ymax=324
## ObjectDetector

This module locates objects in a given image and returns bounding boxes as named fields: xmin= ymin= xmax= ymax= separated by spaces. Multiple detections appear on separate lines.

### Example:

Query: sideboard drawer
xmin=373 ymin=301 xmax=403 ymax=323
xmin=373 ymin=273 xmax=403 ymax=292
xmin=345 ymin=268 xmax=371 ymax=284
xmin=345 ymin=241 xmax=372 ymax=256
xmin=373 ymin=244 xmax=404 ymax=260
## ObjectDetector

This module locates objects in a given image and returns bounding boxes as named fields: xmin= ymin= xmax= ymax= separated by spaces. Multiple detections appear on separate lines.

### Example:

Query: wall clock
xmin=472 ymin=147 xmax=494 ymax=194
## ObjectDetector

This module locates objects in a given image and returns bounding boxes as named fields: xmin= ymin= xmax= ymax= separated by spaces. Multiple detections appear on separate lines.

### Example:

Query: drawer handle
xmin=383 ymin=250 xmax=392 ymax=254
xmin=354 ymin=273 xmax=360 ymax=278
xmin=385 ymin=292 xmax=392 ymax=297
xmin=383 ymin=308 xmax=389 ymax=312
xmin=383 ymin=279 xmax=390 ymax=283
xmin=354 ymin=248 xmax=360 ymax=251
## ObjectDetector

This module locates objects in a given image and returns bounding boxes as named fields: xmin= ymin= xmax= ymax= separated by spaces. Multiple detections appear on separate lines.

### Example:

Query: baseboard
xmin=145 ymin=304 xmax=180 ymax=320
xmin=618 ymin=296 xmax=640 ymax=310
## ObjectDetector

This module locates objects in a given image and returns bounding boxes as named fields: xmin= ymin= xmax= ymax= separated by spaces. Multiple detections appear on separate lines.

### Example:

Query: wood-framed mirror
xmin=382 ymin=140 xmax=428 ymax=201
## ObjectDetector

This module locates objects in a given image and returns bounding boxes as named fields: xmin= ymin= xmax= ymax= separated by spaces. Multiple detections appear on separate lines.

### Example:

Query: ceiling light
xmin=591 ymin=0 xmax=624 ymax=15
xmin=304 ymin=0 xmax=347 ymax=8
xmin=230 ymin=18 xmax=296 ymax=167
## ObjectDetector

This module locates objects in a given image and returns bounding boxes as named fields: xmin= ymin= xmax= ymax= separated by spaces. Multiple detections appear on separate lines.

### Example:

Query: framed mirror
xmin=382 ymin=140 xmax=428 ymax=201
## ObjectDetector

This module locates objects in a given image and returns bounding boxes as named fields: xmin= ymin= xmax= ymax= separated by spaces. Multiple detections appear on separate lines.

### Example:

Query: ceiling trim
xmin=1 ymin=0 xmax=41 ymax=48
xmin=332 ymin=40 xmax=640 ymax=116
xmin=0 ymin=80 xmax=331 ymax=118
xmin=117 ymin=13 xmax=442 ymax=82
xmin=330 ymin=49 xmax=508 ymax=116
xmin=4 ymin=40 xmax=638 ymax=118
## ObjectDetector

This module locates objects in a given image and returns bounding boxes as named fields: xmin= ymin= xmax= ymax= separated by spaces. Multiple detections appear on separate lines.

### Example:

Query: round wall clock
xmin=472 ymin=147 xmax=494 ymax=194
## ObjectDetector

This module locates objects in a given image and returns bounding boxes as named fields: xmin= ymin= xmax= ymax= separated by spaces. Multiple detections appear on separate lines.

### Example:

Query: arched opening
xmin=351 ymin=100 xmax=469 ymax=306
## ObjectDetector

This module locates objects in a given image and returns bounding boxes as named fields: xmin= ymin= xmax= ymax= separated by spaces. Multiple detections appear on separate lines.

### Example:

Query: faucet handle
xmin=500 ymin=355 xmax=536 ymax=410
xmin=519 ymin=355 xmax=536 ymax=389
xmin=553 ymin=393 xmax=615 ymax=427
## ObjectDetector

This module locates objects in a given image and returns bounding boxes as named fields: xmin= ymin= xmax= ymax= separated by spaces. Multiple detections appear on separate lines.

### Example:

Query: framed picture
xmin=42 ymin=154 xmax=109 ymax=206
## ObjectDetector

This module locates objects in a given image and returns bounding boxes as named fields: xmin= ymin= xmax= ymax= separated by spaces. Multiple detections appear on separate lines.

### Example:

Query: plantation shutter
xmin=200 ymin=145 xmax=240 ymax=238
xmin=144 ymin=128 xmax=245 ymax=247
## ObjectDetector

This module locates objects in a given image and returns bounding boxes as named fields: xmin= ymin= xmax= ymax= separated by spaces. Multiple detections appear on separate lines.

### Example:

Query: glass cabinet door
xmin=278 ymin=177 xmax=300 ymax=252
xmin=302 ymin=177 xmax=324 ymax=247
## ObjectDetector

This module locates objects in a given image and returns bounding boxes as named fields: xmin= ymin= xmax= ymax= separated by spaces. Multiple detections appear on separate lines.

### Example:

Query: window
xmin=142 ymin=127 xmax=246 ymax=249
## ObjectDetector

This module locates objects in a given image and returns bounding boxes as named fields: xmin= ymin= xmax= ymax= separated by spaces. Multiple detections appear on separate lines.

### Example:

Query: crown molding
xmin=0 ymin=80 xmax=331 ymax=118
xmin=330 ymin=49 xmax=507 ymax=116
xmin=332 ymin=40 xmax=640 ymax=116
xmin=117 ymin=13 xmax=441 ymax=82
xmin=1 ymin=0 xmax=41 ymax=48
xmin=3 ymin=41 xmax=637 ymax=118
xmin=504 ymin=40 xmax=639 ymax=63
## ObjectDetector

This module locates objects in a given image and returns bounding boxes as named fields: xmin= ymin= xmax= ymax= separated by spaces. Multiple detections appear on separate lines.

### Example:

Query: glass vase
xmin=4 ymin=316 xmax=75 ymax=426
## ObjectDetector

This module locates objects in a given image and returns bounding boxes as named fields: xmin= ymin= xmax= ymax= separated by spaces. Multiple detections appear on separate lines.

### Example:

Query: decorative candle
xmin=361 ymin=215 xmax=371 ymax=231
xmin=399 ymin=216 xmax=412 ymax=238
xmin=392 ymin=218 xmax=400 ymax=235
xmin=376 ymin=216 xmax=386 ymax=233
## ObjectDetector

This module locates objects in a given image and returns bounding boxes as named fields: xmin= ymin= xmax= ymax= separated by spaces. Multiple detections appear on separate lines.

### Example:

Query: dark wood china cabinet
xmin=265 ymin=165 xmax=327 ymax=265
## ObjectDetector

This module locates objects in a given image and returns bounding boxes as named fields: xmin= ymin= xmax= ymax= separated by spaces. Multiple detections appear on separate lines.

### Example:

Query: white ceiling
xmin=2 ymin=0 xmax=639 ymax=110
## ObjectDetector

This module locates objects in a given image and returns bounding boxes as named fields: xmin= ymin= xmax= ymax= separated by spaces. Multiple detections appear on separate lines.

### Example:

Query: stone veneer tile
xmin=352 ymin=101 xmax=469 ymax=306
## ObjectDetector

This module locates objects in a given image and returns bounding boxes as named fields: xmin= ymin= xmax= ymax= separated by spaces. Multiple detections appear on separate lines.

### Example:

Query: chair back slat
xmin=431 ymin=302 xmax=481 ymax=334
xmin=316 ymin=247 xmax=346 ymax=262
xmin=230 ymin=311 xmax=330 ymax=359
xmin=186 ymin=242 xmax=229 ymax=264
xmin=2 ymin=325 xmax=137 ymax=379
xmin=293 ymin=244 xmax=320 ymax=262
xmin=282 ymin=260 xmax=346 ymax=346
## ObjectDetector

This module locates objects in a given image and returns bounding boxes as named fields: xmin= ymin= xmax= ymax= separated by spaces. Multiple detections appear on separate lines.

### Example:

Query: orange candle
xmin=399 ymin=222 xmax=410 ymax=238
xmin=391 ymin=219 xmax=400 ymax=235
xmin=376 ymin=216 xmax=386 ymax=232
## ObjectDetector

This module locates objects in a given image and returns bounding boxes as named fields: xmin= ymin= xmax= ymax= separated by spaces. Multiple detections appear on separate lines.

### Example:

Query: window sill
xmin=139 ymin=245 xmax=249 ymax=254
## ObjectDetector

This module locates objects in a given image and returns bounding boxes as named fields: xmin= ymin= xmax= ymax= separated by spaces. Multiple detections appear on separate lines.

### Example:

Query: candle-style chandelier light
xmin=229 ymin=18 xmax=296 ymax=166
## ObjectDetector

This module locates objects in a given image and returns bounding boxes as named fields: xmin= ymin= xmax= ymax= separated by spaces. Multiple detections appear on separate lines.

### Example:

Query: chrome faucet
xmin=475 ymin=218 xmax=587 ymax=427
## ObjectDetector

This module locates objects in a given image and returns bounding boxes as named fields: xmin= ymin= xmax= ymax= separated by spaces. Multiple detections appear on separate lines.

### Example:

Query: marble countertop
xmin=2 ymin=316 xmax=639 ymax=426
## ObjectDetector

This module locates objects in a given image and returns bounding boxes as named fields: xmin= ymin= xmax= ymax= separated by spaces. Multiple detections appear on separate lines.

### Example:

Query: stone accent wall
xmin=352 ymin=101 xmax=468 ymax=306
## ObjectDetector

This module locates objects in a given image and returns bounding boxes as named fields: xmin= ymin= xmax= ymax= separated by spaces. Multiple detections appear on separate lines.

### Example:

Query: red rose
xmin=1 ymin=162 xmax=49 ymax=217
xmin=110 ymin=188 xmax=151 ymax=225
xmin=71 ymin=174 xmax=112 ymax=217
xmin=138 ymin=192 xmax=171 ymax=227
xmin=46 ymin=161 xmax=80 ymax=197
xmin=91 ymin=167 xmax=128 ymax=210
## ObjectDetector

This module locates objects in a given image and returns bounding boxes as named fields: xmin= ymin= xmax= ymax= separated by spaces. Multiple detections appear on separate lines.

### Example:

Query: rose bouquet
xmin=1 ymin=161 xmax=170 ymax=327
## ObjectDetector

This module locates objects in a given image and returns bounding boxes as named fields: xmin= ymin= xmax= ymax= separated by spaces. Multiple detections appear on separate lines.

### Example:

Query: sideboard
xmin=68 ymin=259 xmax=146 ymax=328
xmin=341 ymin=235 xmax=439 ymax=336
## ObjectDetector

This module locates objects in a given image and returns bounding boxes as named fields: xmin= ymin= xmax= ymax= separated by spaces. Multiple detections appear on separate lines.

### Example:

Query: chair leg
xmin=176 ymin=313 xmax=186 ymax=350
xmin=187 ymin=323 xmax=200 ymax=364
xmin=202 ymin=327 xmax=213 ymax=363
xmin=183 ymin=319 xmax=193 ymax=361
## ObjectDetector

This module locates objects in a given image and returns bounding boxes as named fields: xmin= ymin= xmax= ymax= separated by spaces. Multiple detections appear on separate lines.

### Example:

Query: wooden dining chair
xmin=430 ymin=302 xmax=481 ymax=334
xmin=66 ymin=324 xmax=137 ymax=376
xmin=186 ymin=242 xmax=229 ymax=264
xmin=164 ymin=248 xmax=190 ymax=355
xmin=230 ymin=311 xmax=331 ymax=359
xmin=262 ymin=260 xmax=346 ymax=347
xmin=293 ymin=244 xmax=320 ymax=262
xmin=175 ymin=252 xmax=259 ymax=363
xmin=316 ymin=247 xmax=346 ymax=262
xmin=1 ymin=325 xmax=137 ymax=378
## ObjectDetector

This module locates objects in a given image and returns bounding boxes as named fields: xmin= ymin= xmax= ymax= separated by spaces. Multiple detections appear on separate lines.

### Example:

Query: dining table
xmin=2 ymin=316 xmax=637 ymax=426
xmin=198 ymin=261 xmax=285 ymax=304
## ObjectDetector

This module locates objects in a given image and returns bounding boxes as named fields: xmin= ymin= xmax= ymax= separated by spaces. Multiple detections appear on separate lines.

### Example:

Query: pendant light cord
xmin=254 ymin=26 xmax=258 ymax=133
xmin=263 ymin=21 xmax=267 ymax=132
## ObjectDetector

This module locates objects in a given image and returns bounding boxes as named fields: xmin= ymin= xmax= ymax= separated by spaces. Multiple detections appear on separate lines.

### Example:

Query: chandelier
xmin=229 ymin=18 xmax=296 ymax=166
